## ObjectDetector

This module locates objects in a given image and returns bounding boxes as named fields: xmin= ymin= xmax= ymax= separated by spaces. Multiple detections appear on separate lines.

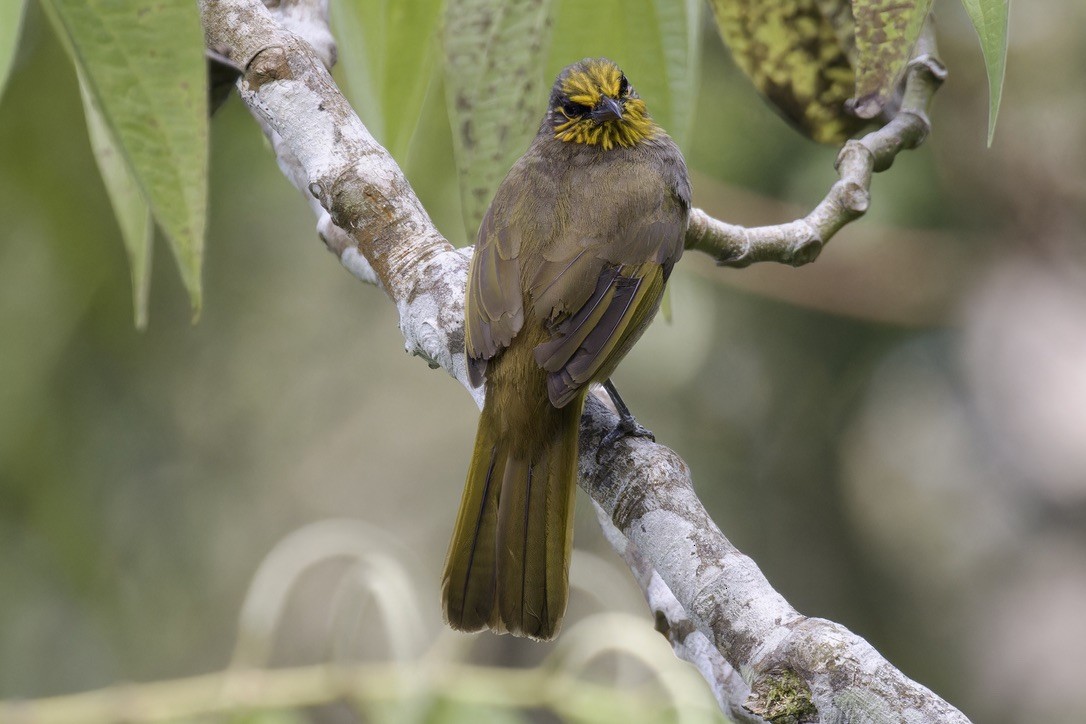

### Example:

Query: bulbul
xmin=442 ymin=58 xmax=690 ymax=640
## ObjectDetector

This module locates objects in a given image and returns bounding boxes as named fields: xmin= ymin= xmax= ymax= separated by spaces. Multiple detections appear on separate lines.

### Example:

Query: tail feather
xmin=441 ymin=427 xmax=504 ymax=633
xmin=494 ymin=456 xmax=536 ymax=631
xmin=442 ymin=394 xmax=582 ymax=640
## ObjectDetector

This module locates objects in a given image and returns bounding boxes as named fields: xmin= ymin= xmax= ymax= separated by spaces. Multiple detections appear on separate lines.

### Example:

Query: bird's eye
xmin=618 ymin=75 xmax=629 ymax=96
xmin=561 ymin=100 xmax=589 ymax=117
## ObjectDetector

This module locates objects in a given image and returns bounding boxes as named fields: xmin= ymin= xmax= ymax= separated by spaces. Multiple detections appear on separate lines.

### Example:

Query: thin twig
xmin=685 ymin=21 xmax=947 ymax=268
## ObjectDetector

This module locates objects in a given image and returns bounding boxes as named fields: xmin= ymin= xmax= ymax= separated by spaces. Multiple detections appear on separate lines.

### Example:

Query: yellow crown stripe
xmin=554 ymin=61 xmax=657 ymax=149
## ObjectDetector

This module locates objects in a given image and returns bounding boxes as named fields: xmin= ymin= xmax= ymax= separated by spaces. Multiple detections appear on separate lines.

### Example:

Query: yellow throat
xmin=552 ymin=59 xmax=657 ymax=150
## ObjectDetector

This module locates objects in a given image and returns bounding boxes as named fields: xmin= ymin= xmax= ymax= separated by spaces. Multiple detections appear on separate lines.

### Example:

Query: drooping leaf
xmin=850 ymin=0 xmax=934 ymax=118
xmin=44 ymin=0 xmax=207 ymax=317
xmin=331 ymin=0 xmax=444 ymax=160
xmin=0 ymin=0 xmax=28 ymax=103
xmin=960 ymin=0 xmax=1009 ymax=145
xmin=444 ymin=0 xmax=554 ymax=239
xmin=708 ymin=0 xmax=867 ymax=145
xmin=548 ymin=0 xmax=702 ymax=149
xmin=78 ymin=72 xmax=153 ymax=330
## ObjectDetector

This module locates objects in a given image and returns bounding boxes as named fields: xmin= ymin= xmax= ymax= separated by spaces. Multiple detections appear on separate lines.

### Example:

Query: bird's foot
xmin=596 ymin=415 xmax=655 ymax=463
xmin=596 ymin=379 xmax=654 ymax=463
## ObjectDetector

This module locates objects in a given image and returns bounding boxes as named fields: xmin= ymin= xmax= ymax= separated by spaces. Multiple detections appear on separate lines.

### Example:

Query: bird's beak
xmin=591 ymin=97 xmax=623 ymax=123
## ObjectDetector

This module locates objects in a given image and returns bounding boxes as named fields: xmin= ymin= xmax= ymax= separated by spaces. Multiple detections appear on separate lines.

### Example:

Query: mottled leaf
xmin=331 ymin=0 xmax=444 ymax=159
xmin=44 ymin=0 xmax=207 ymax=316
xmin=444 ymin=0 xmax=554 ymax=239
xmin=0 ymin=0 xmax=27 ymax=103
xmin=708 ymin=0 xmax=866 ymax=145
xmin=816 ymin=0 xmax=857 ymax=64
xmin=79 ymin=72 xmax=153 ymax=330
xmin=960 ymin=0 xmax=1009 ymax=146
xmin=851 ymin=0 xmax=933 ymax=118
xmin=548 ymin=0 xmax=702 ymax=148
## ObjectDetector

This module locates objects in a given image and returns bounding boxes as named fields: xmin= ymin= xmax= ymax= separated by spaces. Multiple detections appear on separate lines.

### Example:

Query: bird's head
xmin=547 ymin=58 xmax=657 ymax=150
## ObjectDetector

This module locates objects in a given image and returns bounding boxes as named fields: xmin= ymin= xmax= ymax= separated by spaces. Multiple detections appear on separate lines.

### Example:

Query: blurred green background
xmin=2 ymin=1 xmax=1084 ymax=723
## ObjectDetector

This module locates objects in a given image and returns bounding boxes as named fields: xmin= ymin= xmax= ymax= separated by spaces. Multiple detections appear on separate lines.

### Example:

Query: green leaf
xmin=444 ymin=0 xmax=555 ymax=239
xmin=708 ymin=0 xmax=866 ymax=145
xmin=0 ymin=0 xmax=27 ymax=103
xmin=79 ymin=72 xmax=153 ymax=330
xmin=548 ymin=0 xmax=702 ymax=148
xmin=660 ymin=286 xmax=673 ymax=323
xmin=44 ymin=0 xmax=208 ymax=317
xmin=960 ymin=0 xmax=1009 ymax=146
xmin=331 ymin=0 xmax=444 ymax=160
xmin=850 ymin=0 xmax=933 ymax=118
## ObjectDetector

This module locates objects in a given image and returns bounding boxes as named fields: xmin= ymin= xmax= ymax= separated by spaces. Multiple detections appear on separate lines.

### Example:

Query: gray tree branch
xmin=199 ymin=1 xmax=968 ymax=721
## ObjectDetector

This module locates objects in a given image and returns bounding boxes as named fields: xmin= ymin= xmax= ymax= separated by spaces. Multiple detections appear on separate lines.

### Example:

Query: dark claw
xmin=595 ymin=379 xmax=654 ymax=462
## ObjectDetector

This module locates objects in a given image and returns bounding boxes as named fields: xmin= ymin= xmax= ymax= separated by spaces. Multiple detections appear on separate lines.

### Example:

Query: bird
xmin=441 ymin=58 xmax=690 ymax=640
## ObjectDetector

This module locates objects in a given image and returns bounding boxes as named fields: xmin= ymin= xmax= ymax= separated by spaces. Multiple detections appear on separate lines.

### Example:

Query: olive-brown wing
xmin=465 ymin=202 xmax=525 ymax=387
xmin=527 ymin=190 xmax=687 ymax=408
xmin=533 ymin=260 xmax=668 ymax=408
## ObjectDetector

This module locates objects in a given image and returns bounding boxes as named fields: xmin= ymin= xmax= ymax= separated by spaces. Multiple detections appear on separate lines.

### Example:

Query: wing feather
xmin=525 ymin=170 xmax=687 ymax=408
xmin=465 ymin=205 xmax=525 ymax=387
xmin=539 ymin=263 xmax=665 ymax=408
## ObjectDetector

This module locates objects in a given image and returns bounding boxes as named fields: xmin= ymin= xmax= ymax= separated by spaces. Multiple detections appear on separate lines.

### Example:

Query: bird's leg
xmin=597 ymin=379 xmax=654 ymax=461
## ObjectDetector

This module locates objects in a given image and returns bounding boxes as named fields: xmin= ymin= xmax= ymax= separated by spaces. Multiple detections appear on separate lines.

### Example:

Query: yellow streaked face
xmin=550 ymin=59 xmax=657 ymax=150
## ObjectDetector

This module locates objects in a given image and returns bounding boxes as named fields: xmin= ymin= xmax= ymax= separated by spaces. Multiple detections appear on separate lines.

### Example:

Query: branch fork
xmin=687 ymin=38 xmax=947 ymax=271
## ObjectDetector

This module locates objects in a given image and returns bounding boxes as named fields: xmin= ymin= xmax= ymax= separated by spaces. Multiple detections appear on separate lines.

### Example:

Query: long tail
xmin=441 ymin=389 xmax=582 ymax=640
